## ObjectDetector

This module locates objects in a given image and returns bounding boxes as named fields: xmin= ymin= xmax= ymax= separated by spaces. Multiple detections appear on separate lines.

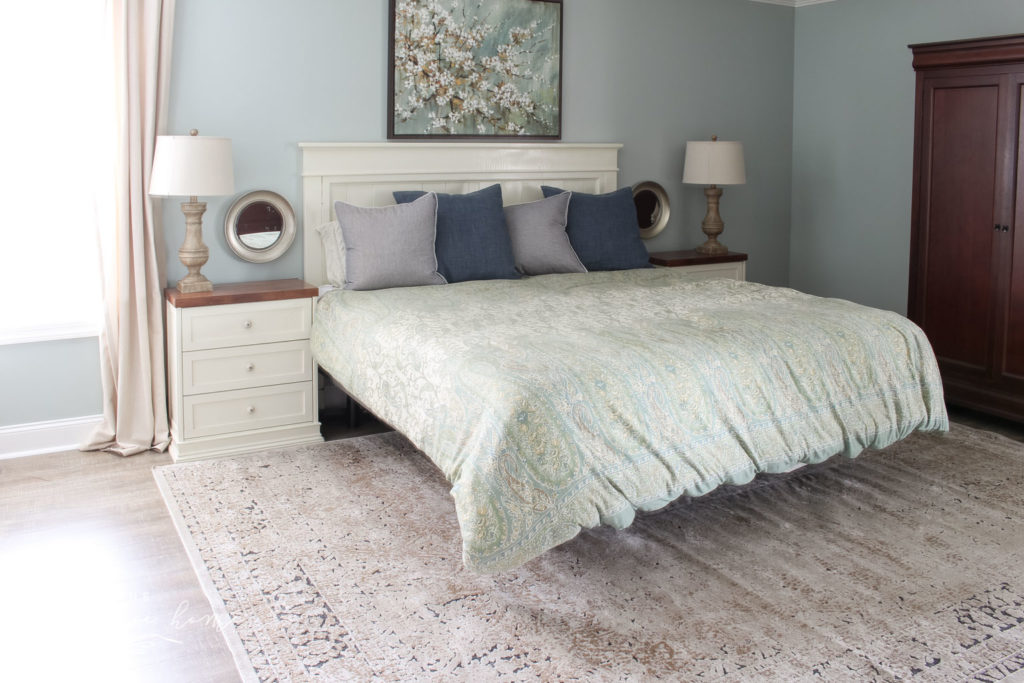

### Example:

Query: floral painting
xmin=388 ymin=0 xmax=562 ymax=139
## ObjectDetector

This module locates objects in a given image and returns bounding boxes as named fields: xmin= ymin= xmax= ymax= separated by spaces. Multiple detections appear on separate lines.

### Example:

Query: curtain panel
xmin=85 ymin=0 xmax=176 ymax=456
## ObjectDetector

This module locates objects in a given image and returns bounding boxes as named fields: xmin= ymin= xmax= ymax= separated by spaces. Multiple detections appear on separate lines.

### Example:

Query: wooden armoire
xmin=909 ymin=34 xmax=1024 ymax=422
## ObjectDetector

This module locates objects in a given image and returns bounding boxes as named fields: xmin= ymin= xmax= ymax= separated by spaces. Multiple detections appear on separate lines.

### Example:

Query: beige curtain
xmin=85 ymin=0 xmax=176 ymax=456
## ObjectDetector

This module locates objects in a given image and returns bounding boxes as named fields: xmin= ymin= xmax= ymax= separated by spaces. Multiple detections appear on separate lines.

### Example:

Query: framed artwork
xmin=388 ymin=0 xmax=562 ymax=140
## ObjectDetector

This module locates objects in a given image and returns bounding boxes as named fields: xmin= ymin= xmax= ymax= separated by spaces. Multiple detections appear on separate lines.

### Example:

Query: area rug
xmin=154 ymin=424 xmax=1024 ymax=682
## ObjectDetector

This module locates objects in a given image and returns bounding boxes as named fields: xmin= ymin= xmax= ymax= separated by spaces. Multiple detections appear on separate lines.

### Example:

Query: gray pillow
xmin=334 ymin=193 xmax=447 ymax=290
xmin=503 ymin=192 xmax=587 ymax=275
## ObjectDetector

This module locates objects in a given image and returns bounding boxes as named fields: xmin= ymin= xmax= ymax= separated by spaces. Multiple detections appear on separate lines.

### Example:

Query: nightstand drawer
xmin=659 ymin=261 xmax=746 ymax=281
xmin=181 ymin=298 xmax=312 ymax=351
xmin=183 ymin=382 xmax=314 ymax=439
xmin=182 ymin=340 xmax=313 ymax=395
xmin=648 ymin=250 xmax=747 ymax=282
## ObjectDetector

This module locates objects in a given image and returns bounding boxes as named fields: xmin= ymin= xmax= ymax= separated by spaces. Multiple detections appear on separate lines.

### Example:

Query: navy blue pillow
xmin=393 ymin=184 xmax=520 ymax=283
xmin=540 ymin=186 xmax=652 ymax=271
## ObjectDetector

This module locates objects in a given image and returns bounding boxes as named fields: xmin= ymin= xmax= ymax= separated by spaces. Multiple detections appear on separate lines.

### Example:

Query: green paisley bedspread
xmin=311 ymin=269 xmax=948 ymax=573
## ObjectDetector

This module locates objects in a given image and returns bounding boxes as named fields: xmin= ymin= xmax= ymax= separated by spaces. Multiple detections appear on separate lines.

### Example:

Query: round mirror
xmin=224 ymin=190 xmax=296 ymax=263
xmin=632 ymin=181 xmax=670 ymax=240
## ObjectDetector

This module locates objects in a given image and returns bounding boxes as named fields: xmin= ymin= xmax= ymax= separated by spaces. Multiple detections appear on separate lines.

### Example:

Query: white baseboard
xmin=0 ymin=414 xmax=104 ymax=460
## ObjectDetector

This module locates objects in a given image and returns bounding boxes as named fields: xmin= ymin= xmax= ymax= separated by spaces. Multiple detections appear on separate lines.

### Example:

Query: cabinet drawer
xmin=182 ymin=340 xmax=313 ymax=395
xmin=181 ymin=298 xmax=311 ymax=351
xmin=183 ymin=382 xmax=314 ymax=439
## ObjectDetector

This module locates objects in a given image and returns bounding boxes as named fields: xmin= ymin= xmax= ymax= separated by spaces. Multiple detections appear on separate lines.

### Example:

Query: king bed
xmin=302 ymin=143 xmax=948 ymax=573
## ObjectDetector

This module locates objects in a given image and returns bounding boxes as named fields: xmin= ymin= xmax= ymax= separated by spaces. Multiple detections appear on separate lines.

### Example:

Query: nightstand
xmin=165 ymin=279 xmax=323 ymax=462
xmin=648 ymin=250 xmax=748 ymax=281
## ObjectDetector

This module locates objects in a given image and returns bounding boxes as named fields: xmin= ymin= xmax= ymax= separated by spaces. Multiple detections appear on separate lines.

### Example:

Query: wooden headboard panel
xmin=299 ymin=142 xmax=621 ymax=287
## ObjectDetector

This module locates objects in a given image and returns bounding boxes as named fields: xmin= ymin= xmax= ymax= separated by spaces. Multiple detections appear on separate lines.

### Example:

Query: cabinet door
xmin=910 ymin=73 xmax=1005 ymax=381
xmin=1001 ymin=74 xmax=1024 ymax=383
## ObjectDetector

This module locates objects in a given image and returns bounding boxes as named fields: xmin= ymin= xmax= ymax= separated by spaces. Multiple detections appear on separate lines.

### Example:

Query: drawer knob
xmin=247 ymin=405 xmax=256 ymax=414
xmin=246 ymin=363 xmax=255 ymax=372
xmin=242 ymin=320 xmax=253 ymax=329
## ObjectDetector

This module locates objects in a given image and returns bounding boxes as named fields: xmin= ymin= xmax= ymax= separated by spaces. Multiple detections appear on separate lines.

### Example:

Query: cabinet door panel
xmin=1004 ymin=81 xmax=1024 ymax=381
xmin=917 ymin=79 xmax=1000 ymax=373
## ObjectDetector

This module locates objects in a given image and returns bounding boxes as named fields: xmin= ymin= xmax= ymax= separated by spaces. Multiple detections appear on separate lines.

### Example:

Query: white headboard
xmin=300 ymin=142 xmax=622 ymax=287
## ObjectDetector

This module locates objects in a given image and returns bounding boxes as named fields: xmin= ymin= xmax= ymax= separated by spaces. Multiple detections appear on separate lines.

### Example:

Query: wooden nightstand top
xmin=648 ymin=250 xmax=749 ymax=268
xmin=165 ymin=278 xmax=318 ymax=308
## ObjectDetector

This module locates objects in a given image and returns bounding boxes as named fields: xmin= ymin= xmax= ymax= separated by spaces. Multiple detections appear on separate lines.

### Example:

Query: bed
xmin=302 ymin=143 xmax=948 ymax=573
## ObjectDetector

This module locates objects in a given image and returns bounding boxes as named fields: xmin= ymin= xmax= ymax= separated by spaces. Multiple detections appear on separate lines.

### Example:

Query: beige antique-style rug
xmin=154 ymin=424 xmax=1024 ymax=682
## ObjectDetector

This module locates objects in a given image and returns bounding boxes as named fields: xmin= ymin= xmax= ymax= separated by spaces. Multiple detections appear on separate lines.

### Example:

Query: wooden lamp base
xmin=695 ymin=185 xmax=729 ymax=256
xmin=177 ymin=199 xmax=213 ymax=293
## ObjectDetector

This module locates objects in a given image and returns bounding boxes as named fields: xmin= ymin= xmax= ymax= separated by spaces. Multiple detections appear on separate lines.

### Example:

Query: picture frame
xmin=388 ymin=0 xmax=562 ymax=140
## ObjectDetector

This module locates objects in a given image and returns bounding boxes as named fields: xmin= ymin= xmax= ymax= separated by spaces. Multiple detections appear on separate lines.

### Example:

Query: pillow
xmin=503 ymin=192 xmax=586 ymax=275
xmin=316 ymin=220 xmax=345 ymax=287
xmin=540 ymin=186 xmax=652 ymax=271
xmin=333 ymin=193 xmax=446 ymax=291
xmin=393 ymin=184 xmax=520 ymax=283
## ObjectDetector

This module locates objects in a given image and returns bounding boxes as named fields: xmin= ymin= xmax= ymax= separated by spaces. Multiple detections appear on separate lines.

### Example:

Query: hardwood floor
xmin=0 ymin=445 xmax=240 ymax=682
xmin=0 ymin=412 xmax=386 ymax=683
xmin=946 ymin=405 xmax=1024 ymax=443
xmin=0 ymin=409 xmax=1020 ymax=682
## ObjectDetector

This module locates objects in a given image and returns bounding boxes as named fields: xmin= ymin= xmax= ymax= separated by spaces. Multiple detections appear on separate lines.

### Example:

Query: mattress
xmin=311 ymin=269 xmax=948 ymax=572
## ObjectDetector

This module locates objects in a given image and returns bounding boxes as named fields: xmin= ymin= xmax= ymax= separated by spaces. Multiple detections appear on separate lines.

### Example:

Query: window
xmin=0 ymin=1 xmax=111 ymax=344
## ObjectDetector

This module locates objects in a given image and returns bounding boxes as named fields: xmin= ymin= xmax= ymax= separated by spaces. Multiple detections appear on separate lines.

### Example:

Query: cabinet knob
xmin=247 ymin=405 xmax=256 ymax=414
xmin=242 ymin=320 xmax=253 ymax=329
xmin=246 ymin=362 xmax=255 ymax=372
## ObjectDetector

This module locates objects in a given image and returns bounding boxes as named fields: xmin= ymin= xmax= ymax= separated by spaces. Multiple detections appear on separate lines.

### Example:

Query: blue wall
xmin=30 ymin=0 xmax=1024 ymax=428
xmin=164 ymin=0 xmax=795 ymax=289
xmin=5 ymin=0 xmax=798 ymax=429
xmin=0 ymin=338 xmax=102 ymax=427
xmin=791 ymin=0 xmax=1024 ymax=314
xmin=13 ymin=0 xmax=1023 ymax=430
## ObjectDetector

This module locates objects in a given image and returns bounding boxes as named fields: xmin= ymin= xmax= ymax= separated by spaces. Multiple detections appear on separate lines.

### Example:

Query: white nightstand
xmin=165 ymin=279 xmax=323 ymax=462
xmin=648 ymin=250 xmax=748 ymax=280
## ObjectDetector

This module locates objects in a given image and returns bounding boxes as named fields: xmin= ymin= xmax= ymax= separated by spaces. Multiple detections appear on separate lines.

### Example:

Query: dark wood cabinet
xmin=910 ymin=34 xmax=1024 ymax=422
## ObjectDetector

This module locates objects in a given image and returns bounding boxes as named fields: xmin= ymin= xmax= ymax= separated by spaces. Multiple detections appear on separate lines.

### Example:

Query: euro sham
xmin=394 ymin=184 xmax=520 ymax=283
xmin=541 ymin=186 xmax=651 ymax=271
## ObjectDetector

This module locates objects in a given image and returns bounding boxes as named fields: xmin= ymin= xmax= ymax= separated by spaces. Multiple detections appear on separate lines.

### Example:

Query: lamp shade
xmin=682 ymin=140 xmax=746 ymax=186
xmin=149 ymin=134 xmax=235 ymax=197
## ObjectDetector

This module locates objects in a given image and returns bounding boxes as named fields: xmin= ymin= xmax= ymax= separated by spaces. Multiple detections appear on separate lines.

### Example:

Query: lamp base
xmin=695 ymin=240 xmax=729 ymax=256
xmin=176 ymin=200 xmax=213 ymax=293
xmin=695 ymin=185 xmax=729 ymax=256
xmin=176 ymin=272 xmax=213 ymax=293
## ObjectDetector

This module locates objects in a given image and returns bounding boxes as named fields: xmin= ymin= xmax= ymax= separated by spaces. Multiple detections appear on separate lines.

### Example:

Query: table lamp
xmin=149 ymin=129 xmax=234 ymax=293
xmin=682 ymin=136 xmax=746 ymax=256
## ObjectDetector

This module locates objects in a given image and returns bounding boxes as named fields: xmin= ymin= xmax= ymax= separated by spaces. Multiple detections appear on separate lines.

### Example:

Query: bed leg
xmin=347 ymin=394 xmax=361 ymax=429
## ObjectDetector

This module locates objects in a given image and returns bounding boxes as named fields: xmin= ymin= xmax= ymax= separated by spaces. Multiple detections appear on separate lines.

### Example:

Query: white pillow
xmin=316 ymin=220 xmax=345 ymax=287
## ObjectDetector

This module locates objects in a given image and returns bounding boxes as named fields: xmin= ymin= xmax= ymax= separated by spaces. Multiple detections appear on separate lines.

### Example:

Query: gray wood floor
xmin=1 ymin=442 xmax=242 ymax=682
xmin=0 ymin=413 xmax=387 ymax=683
xmin=0 ymin=409 xmax=1020 ymax=682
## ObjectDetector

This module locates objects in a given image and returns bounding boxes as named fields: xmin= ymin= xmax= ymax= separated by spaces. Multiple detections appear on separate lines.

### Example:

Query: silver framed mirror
xmin=632 ymin=181 xmax=671 ymax=240
xmin=224 ymin=190 xmax=296 ymax=263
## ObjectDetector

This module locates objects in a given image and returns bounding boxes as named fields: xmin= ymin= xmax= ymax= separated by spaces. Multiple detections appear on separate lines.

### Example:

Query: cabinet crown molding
xmin=911 ymin=33 xmax=1024 ymax=70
